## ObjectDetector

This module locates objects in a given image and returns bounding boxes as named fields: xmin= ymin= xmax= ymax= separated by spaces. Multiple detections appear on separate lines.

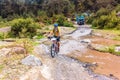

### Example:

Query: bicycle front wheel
xmin=51 ymin=44 xmax=56 ymax=58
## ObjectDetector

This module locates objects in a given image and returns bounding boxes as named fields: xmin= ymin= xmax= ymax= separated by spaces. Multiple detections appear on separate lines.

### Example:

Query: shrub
xmin=7 ymin=14 xmax=20 ymax=21
xmin=52 ymin=15 xmax=66 ymax=26
xmin=16 ymin=39 xmax=34 ymax=54
xmin=22 ymin=12 xmax=35 ymax=18
xmin=35 ymin=16 xmax=52 ymax=25
xmin=37 ymin=10 xmax=47 ymax=16
xmin=96 ymin=8 xmax=109 ymax=17
xmin=57 ymin=15 xmax=66 ymax=26
xmin=105 ymin=22 xmax=115 ymax=29
xmin=108 ymin=46 xmax=115 ymax=53
xmin=36 ymin=34 xmax=44 ymax=39
xmin=92 ymin=19 xmax=98 ymax=28
xmin=10 ymin=18 xmax=40 ymax=38
xmin=0 ymin=33 xmax=4 ymax=39
xmin=116 ymin=24 xmax=120 ymax=30
xmin=63 ymin=21 xmax=73 ymax=27
xmin=87 ymin=15 xmax=94 ymax=24
xmin=115 ymin=5 xmax=120 ymax=12
xmin=52 ymin=15 xmax=73 ymax=27
xmin=0 ymin=33 xmax=9 ymax=39
xmin=89 ymin=8 xmax=120 ymax=29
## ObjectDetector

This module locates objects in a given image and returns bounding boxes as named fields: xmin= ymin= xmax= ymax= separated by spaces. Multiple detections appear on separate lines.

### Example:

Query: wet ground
xmin=81 ymin=36 xmax=120 ymax=46
xmin=68 ymin=29 xmax=120 ymax=79
xmin=69 ymin=49 xmax=120 ymax=79
xmin=30 ymin=25 xmax=117 ymax=80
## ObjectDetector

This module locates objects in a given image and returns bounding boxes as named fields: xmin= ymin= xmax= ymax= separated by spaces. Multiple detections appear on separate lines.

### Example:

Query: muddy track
xmin=21 ymin=25 xmax=118 ymax=80
xmin=31 ymin=25 xmax=118 ymax=80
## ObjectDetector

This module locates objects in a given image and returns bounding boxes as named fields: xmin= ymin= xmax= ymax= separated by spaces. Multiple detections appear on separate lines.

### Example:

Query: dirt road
xmin=22 ymin=25 xmax=117 ymax=80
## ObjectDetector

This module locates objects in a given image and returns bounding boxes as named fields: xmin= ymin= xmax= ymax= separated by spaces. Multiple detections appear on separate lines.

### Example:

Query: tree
xmin=42 ymin=0 xmax=74 ymax=17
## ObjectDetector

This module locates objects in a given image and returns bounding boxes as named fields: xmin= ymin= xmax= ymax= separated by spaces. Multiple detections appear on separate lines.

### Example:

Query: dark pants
xmin=54 ymin=36 xmax=60 ymax=42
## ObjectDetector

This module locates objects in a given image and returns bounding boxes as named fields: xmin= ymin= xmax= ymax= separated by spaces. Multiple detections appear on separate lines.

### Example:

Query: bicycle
xmin=48 ymin=37 xmax=59 ymax=58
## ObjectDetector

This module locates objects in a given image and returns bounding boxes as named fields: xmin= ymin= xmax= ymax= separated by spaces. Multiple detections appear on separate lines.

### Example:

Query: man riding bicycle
xmin=49 ymin=23 xmax=60 ymax=52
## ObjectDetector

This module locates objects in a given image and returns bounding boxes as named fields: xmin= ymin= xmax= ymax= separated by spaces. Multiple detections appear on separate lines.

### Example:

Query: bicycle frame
xmin=51 ymin=37 xmax=58 ymax=51
xmin=50 ymin=37 xmax=58 ymax=58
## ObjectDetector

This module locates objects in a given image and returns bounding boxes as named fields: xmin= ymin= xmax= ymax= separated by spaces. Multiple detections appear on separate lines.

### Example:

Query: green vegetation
xmin=63 ymin=21 xmax=74 ymax=27
xmin=10 ymin=18 xmax=40 ymax=38
xmin=52 ymin=15 xmax=74 ymax=27
xmin=93 ymin=29 xmax=120 ymax=41
xmin=0 ymin=0 xmax=120 ymax=39
xmin=0 ymin=22 xmax=9 ymax=28
xmin=1 ymin=0 xmax=120 ymax=19
xmin=0 ymin=65 xmax=4 ymax=73
xmin=93 ymin=29 xmax=120 ymax=36
xmin=36 ymin=34 xmax=45 ymax=39
xmin=95 ymin=45 xmax=120 ymax=56
xmin=0 ymin=33 xmax=4 ymax=39
xmin=0 ymin=33 xmax=9 ymax=39
xmin=88 ymin=5 xmax=120 ymax=29
xmin=113 ymin=36 xmax=120 ymax=41
xmin=15 ymin=38 xmax=34 ymax=54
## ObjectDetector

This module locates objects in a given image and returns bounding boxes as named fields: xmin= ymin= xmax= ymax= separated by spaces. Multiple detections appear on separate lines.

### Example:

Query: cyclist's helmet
xmin=54 ymin=23 xmax=58 ymax=27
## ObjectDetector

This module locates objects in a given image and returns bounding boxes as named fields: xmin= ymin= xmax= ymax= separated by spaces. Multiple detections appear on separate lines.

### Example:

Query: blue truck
xmin=76 ymin=15 xmax=85 ymax=25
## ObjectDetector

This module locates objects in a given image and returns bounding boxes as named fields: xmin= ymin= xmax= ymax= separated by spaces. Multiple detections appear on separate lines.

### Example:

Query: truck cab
xmin=76 ymin=15 xmax=85 ymax=25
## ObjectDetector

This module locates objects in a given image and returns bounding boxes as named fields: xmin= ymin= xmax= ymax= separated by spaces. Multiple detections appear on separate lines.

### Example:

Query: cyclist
xmin=49 ymin=23 xmax=60 ymax=52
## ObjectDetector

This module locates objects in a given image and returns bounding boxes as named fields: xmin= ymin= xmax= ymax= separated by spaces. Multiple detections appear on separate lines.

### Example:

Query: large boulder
xmin=21 ymin=55 xmax=42 ymax=66
xmin=11 ymin=47 xmax=26 ymax=54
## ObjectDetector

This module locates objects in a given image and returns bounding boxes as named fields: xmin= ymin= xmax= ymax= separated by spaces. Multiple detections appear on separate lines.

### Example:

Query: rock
xmin=0 ymin=48 xmax=11 ymax=57
xmin=109 ymin=74 xmax=114 ymax=77
xmin=21 ymin=55 xmax=42 ymax=66
xmin=85 ymin=55 xmax=94 ymax=58
xmin=93 ymin=33 xmax=102 ymax=37
xmin=0 ymin=27 xmax=11 ymax=33
xmin=92 ymin=62 xmax=98 ymax=67
xmin=11 ymin=47 xmax=26 ymax=54
xmin=59 ymin=40 xmax=86 ymax=54
xmin=34 ymin=44 xmax=49 ymax=55
xmin=82 ymin=63 xmax=91 ymax=68
xmin=0 ymin=41 xmax=12 ymax=46
xmin=116 ymin=12 xmax=120 ymax=17
xmin=89 ymin=44 xmax=108 ymax=51
xmin=115 ymin=47 xmax=120 ymax=52
xmin=20 ymin=67 xmax=46 ymax=80
xmin=80 ymin=39 xmax=91 ymax=44
xmin=32 ymin=36 xmax=38 ymax=39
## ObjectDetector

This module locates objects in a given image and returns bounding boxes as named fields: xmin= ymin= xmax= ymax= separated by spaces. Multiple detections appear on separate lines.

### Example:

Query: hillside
xmin=0 ymin=0 xmax=120 ymax=18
